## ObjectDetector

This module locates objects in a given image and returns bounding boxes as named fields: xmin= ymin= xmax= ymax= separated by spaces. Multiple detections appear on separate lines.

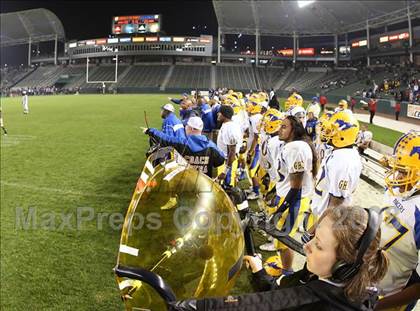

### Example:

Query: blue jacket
xmin=180 ymin=108 xmax=200 ymax=126
xmin=170 ymin=98 xmax=182 ymax=105
xmin=200 ymin=103 xmax=216 ymax=132
xmin=162 ymin=112 xmax=186 ymax=139
xmin=148 ymin=128 xmax=225 ymax=177
xmin=211 ymin=103 xmax=221 ymax=127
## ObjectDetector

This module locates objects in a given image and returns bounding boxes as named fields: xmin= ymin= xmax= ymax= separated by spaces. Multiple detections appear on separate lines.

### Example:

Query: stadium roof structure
xmin=0 ymin=8 xmax=65 ymax=47
xmin=213 ymin=0 xmax=420 ymax=37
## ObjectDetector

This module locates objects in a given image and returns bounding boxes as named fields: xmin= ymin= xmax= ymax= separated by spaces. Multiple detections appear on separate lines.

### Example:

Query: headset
xmin=302 ymin=208 xmax=380 ymax=283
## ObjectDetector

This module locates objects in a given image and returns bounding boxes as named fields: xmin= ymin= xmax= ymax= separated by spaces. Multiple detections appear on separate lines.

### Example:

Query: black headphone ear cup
xmin=330 ymin=261 xmax=352 ymax=283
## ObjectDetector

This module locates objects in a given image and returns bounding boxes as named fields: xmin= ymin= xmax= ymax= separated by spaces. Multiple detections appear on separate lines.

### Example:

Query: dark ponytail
xmin=286 ymin=116 xmax=318 ymax=178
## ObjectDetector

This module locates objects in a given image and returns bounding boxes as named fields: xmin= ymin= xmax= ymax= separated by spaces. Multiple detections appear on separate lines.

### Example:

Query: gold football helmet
xmin=224 ymin=95 xmax=242 ymax=114
xmin=385 ymin=130 xmax=420 ymax=197
xmin=337 ymin=99 xmax=348 ymax=110
xmin=319 ymin=111 xmax=359 ymax=148
xmin=264 ymin=255 xmax=284 ymax=277
xmin=284 ymin=92 xmax=303 ymax=111
xmin=246 ymin=98 xmax=262 ymax=114
xmin=262 ymin=108 xmax=283 ymax=134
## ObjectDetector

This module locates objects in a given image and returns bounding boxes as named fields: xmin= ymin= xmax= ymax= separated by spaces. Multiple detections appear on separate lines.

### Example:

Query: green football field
xmin=0 ymin=94 xmax=403 ymax=310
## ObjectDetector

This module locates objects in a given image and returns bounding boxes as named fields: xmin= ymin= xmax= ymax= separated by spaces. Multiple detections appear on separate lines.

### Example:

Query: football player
xmin=0 ymin=107 xmax=7 ymax=136
xmin=245 ymin=97 xmax=264 ymax=200
xmin=22 ymin=91 xmax=29 ymax=114
xmin=260 ymin=116 xmax=317 ymax=275
xmin=284 ymin=90 xmax=303 ymax=111
xmin=225 ymin=95 xmax=249 ymax=181
xmin=311 ymin=111 xmax=362 ymax=219
xmin=376 ymin=130 xmax=420 ymax=310
xmin=216 ymin=105 xmax=243 ymax=187
xmin=355 ymin=125 xmax=373 ymax=156
xmin=259 ymin=108 xmax=284 ymax=197
xmin=287 ymin=105 xmax=307 ymax=127
xmin=334 ymin=99 xmax=353 ymax=114
xmin=315 ymin=111 xmax=334 ymax=165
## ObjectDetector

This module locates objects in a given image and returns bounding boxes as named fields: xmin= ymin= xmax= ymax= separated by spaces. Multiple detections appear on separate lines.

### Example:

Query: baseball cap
xmin=187 ymin=116 xmax=203 ymax=131
xmin=162 ymin=103 xmax=175 ymax=112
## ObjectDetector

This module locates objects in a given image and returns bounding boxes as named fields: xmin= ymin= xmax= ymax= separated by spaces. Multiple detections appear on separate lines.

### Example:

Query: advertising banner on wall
xmin=407 ymin=104 xmax=420 ymax=119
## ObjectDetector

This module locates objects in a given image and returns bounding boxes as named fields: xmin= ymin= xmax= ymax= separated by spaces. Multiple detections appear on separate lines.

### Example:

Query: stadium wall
xmin=79 ymin=86 xmax=414 ymax=119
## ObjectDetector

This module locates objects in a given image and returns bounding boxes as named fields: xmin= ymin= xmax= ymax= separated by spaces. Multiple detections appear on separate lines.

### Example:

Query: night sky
xmin=0 ymin=0 xmax=218 ymax=65
xmin=0 ymin=1 xmax=218 ymax=39
xmin=1 ymin=1 xmax=416 ymax=66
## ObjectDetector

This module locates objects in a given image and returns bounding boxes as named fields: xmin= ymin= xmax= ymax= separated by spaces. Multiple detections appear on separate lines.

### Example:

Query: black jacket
xmin=169 ymin=268 xmax=376 ymax=311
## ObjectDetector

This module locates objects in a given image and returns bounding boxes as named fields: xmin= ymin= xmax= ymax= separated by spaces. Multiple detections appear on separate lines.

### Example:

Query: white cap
xmin=162 ymin=103 xmax=175 ymax=112
xmin=187 ymin=116 xmax=203 ymax=131
xmin=288 ymin=106 xmax=306 ymax=117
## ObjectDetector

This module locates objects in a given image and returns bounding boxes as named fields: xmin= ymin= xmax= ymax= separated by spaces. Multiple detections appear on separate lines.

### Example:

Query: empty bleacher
xmin=166 ymin=65 xmax=211 ymax=89
xmin=1 ymin=68 xmax=34 ymax=89
xmin=276 ymin=70 xmax=300 ymax=90
xmin=116 ymin=64 xmax=169 ymax=88
xmin=216 ymin=65 xmax=257 ymax=90
xmin=76 ymin=65 xmax=127 ymax=90
xmin=256 ymin=67 xmax=284 ymax=89
xmin=283 ymin=72 xmax=325 ymax=91
xmin=5 ymin=63 xmax=376 ymax=95
xmin=14 ymin=66 xmax=65 ymax=88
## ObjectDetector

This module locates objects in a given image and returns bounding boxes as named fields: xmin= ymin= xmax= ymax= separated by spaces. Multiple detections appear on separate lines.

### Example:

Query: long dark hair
xmin=285 ymin=115 xmax=318 ymax=178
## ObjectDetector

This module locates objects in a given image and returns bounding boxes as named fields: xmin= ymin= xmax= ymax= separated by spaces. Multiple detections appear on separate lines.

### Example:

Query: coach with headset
xmin=169 ymin=205 xmax=389 ymax=311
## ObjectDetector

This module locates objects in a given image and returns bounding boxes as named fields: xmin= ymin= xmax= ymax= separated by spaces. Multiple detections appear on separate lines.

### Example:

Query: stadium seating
xmin=256 ymin=67 xmax=285 ymax=89
xmin=0 ymin=68 xmax=34 ymax=89
xmin=283 ymin=72 xmax=325 ymax=91
xmin=216 ymin=65 xmax=258 ymax=90
xmin=276 ymin=70 xmax=300 ymax=90
xmin=166 ymin=65 xmax=211 ymax=89
xmin=13 ymin=66 xmax=65 ymax=88
xmin=75 ymin=65 xmax=128 ymax=90
xmin=9 ymin=63 xmax=402 ymax=96
xmin=116 ymin=64 xmax=170 ymax=88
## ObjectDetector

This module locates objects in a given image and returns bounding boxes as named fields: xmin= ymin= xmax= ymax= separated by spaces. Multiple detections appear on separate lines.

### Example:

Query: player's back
xmin=312 ymin=147 xmax=362 ymax=217
xmin=276 ymin=140 xmax=314 ymax=198
xmin=379 ymin=193 xmax=420 ymax=296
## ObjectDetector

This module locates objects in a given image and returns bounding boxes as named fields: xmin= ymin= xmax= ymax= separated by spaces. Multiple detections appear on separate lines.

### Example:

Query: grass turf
xmin=359 ymin=121 xmax=404 ymax=148
xmin=0 ymin=94 xmax=402 ymax=310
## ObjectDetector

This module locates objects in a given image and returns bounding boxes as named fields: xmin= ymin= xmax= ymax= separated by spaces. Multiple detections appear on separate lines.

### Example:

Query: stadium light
xmin=298 ymin=1 xmax=315 ymax=8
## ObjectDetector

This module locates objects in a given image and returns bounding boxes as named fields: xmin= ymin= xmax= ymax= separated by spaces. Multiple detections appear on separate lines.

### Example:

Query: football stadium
xmin=1 ymin=1 xmax=420 ymax=310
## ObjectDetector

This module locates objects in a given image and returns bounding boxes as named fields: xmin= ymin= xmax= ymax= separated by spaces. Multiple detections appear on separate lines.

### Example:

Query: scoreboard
xmin=112 ymin=15 xmax=161 ymax=34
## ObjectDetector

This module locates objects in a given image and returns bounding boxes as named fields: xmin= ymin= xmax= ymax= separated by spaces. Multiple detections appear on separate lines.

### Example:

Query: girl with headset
xmin=169 ymin=205 xmax=389 ymax=311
